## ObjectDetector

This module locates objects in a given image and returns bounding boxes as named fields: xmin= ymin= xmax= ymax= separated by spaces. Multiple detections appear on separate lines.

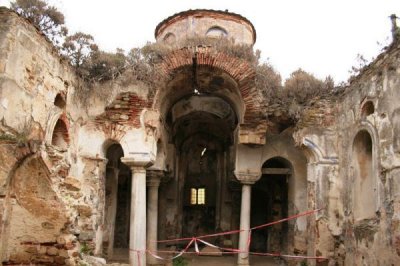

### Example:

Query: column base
xmin=237 ymin=260 xmax=250 ymax=266
xmin=237 ymin=254 xmax=250 ymax=266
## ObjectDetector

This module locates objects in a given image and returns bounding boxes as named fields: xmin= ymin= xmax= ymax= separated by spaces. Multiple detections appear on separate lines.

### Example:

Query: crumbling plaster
xmin=0 ymin=6 xmax=400 ymax=266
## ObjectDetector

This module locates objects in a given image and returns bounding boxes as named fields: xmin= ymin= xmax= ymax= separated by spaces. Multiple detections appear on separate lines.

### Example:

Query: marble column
xmin=122 ymin=153 xmax=154 ymax=266
xmin=235 ymin=172 xmax=261 ymax=266
xmin=146 ymin=169 xmax=162 ymax=265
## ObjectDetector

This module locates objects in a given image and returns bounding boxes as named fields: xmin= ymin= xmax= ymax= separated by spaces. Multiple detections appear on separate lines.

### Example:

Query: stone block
xmin=75 ymin=204 xmax=92 ymax=217
xmin=64 ymin=177 xmax=82 ymax=191
xmin=47 ymin=246 xmax=59 ymax=256
xmin=54 ymin=256 xmax=67 ymax=265
xmin=81 ymin=255 xmax=106 ymax=266
xmin=58 ymin=249 xmax=69 ymax=258
xmin=25 ymin=245 xmax=38 ymax=254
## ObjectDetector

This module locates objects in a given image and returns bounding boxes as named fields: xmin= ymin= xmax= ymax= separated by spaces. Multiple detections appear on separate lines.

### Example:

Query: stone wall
xmin=0 ymin=8 xmax=156 ymax=265
xmin=155 ymin=10 xmax=256 ymax=45
xmin=336 ymin=41 xmax=400 ymax=265
xmin=1 ymin=5 xmax=400 ymax=266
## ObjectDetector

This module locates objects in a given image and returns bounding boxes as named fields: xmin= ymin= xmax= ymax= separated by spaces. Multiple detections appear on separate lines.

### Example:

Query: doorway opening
xmin=251 ymin=157 xmax=291 ymax=253
xmin=103 ymin=143 xmax=131 ymax=261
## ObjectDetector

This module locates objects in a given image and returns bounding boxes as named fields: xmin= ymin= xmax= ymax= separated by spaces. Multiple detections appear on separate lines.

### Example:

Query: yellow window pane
xmin=190 ymin=188 xmax=197 ymax=205
xmin=197 ymin=188 xmax=205 ymax=205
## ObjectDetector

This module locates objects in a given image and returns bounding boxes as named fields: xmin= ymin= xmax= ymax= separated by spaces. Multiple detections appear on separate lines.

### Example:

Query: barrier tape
xmin=130 ymin=208 xmax=326 ymax=262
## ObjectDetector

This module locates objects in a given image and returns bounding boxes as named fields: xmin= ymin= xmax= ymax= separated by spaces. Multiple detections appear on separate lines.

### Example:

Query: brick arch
xmin=152 ymin=46 xmax=262 ymax=126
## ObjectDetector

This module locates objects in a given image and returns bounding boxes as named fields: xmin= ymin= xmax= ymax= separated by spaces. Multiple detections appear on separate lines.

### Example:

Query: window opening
xmin=190 ymin=187 xmax=205 ymax=205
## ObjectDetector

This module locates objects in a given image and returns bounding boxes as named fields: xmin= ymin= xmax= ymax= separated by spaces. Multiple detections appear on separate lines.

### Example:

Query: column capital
xmin=146 ymin=169 xmax=163 ymax=187
xmin=234 ymin=171 xmax=261 ymax=185
xmin=121 ymin=152 xmax=155 ymax=169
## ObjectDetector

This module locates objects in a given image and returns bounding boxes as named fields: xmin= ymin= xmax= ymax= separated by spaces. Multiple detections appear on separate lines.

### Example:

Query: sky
xmin=0 ymin=0 xmax=399 ymax=83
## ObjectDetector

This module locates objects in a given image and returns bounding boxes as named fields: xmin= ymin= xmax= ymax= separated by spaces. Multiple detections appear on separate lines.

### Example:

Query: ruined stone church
xmin=0 ymin=6 xmax=400 ymax=266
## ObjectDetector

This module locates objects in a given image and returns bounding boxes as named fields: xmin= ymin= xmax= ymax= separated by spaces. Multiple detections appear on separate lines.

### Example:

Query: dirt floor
xmin=107 ymin=252 xmax=287 ymax=265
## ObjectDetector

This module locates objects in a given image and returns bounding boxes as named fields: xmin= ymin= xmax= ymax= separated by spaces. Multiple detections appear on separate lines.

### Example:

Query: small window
xmin=190 ymin=187 xmax=205 ymax=205
xmin=361 ymin=101 xmax=374 ymax=119
xmin=54 ymin=93 xmax=66 ymax=109
xmin=163 ymin=33 xmax=176 ymax=44
xmin=206 ymin=26 xmax=228 ymax=38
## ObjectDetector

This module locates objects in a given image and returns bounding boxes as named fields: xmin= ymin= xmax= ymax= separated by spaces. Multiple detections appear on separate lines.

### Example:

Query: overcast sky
xmin=1 ymin=0 xmax=399 ymax=83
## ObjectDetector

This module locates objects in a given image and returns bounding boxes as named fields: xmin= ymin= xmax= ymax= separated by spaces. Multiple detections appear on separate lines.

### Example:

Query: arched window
xmin=352 ymin=130 xmax=375 ymax=220
xmin=54 ymin=93 xmax=66 ymax=109
xmin=51 ymin=119 xmax=69 ymax=149
xmin=361 ymin=101 xmax=374 ymax=119
xmin=163 ymin=32 xmax=176 ymax=44
xmin=206 ymin=26 xmax=228 ymax=38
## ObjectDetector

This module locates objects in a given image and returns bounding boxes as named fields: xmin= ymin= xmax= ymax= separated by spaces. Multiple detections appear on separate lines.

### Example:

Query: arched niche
xmin=352 ymin=130 xmax=376 ymax=220
xmin=51 ymin=118 xmax=69 ymax=149
xmin=206 ymin=26 xmax=228 ymax=37
xmin=163 ymin=32 xmax=176 ymax=44
xmin=54 ymin=93 xmax=66 ymax=109
xmin=361 ymin=101 xmax=374 ymax=119
xmin=392 ymin=108 xmax=400 ymax=153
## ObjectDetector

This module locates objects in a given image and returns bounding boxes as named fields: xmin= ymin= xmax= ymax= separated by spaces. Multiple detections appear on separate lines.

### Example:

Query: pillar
xmin=121 ymin=153 xmax=154 ymax=266
xmin=146 ymin=169 xmax=162 ymax=265
xmin=235 ymin=172 xmax=260 ymax=266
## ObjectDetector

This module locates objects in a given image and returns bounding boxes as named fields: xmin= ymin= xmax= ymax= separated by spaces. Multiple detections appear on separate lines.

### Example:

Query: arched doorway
xmin=103 ymin=143 xmax=132 ymax=260
xmin=156 ymin=64 xmax=245 ymax=246
xmin=251 ymin=157 xmax=291 ymax=253
xmin=170 ymin=95 xmax=238 ymax=240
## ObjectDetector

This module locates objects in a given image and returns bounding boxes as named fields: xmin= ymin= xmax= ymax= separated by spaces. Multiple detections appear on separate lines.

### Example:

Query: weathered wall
xmin=336 ymin=42 xmax=400 ymax=265
xmin=0 ymin=8 xmax=80 ymax=265
xmin=2 ymin=5 xmax=400 ymax=266
xmin=155 ymin=10 xmax=255 ymax=45
xmin=293 ymin=41 xmax=400 ymax=265
xmin=235 ymin=130 xmax=310 ymax=256
xmin=0 ymin=8 xmax=156 ymax=264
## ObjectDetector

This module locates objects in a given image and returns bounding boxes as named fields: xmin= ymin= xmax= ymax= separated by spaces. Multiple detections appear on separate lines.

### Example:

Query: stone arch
xmin=302 ymin=138 xmax=324 ymax=164
xmin=102 ymin=138 xmax=123 ymax=158
xmin=301 ymin=138 xmax=338 ymax=165
xmin=45 ymin=108 xmax=63 ymax=144
xmin=153 ymin=47 xmax=260 ymax=126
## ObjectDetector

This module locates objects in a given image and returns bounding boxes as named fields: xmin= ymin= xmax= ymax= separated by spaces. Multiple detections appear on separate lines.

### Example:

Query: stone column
xmin=146 ymin=169 xmax=162 ymax=265
xmin=121 ymin=153 xmax=154 ymax=266
xmin=235 ymin=172 xmax=261 ymax=266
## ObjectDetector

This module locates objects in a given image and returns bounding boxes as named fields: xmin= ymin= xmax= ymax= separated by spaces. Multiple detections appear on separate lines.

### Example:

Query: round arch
xmin=152 ymin=47 xmax=261 ymax=126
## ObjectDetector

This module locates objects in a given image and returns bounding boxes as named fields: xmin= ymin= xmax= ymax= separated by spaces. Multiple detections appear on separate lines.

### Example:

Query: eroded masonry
xmin=1 ymin=7 xmax=400 ymax=266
